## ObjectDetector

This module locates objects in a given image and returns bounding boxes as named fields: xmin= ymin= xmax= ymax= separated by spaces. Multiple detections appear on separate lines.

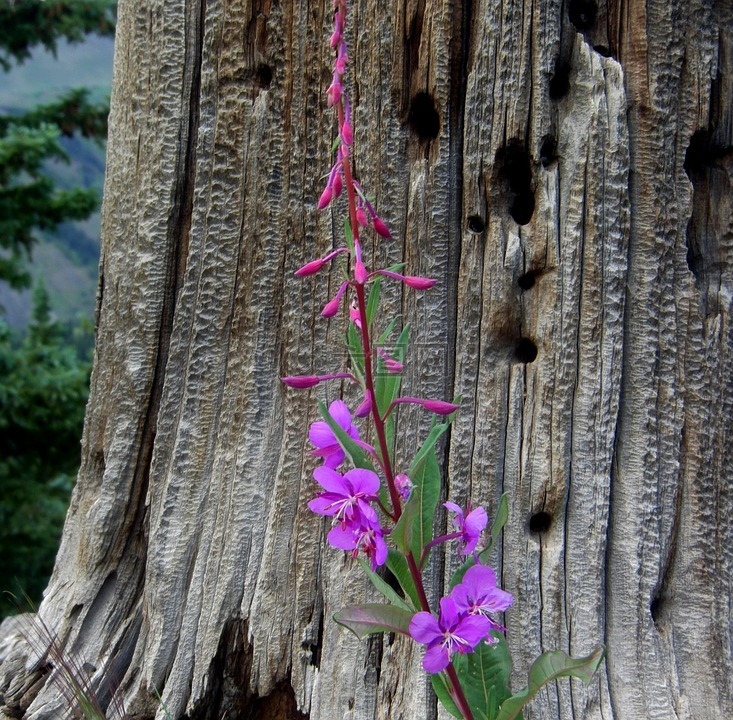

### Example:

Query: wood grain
xmin=1 ymin=0 xmax=731 ymax=718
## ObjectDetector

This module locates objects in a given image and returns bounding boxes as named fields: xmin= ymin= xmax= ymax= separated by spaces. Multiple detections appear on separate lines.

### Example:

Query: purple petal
xmin=450 ymin=584 xmax=472 ymax=613
xmin=313 ymin=466 xmax=348 ymax=494
xmin=322 ymin=447 xmax=345 ymax=469
xmin=307 ymin=495 xmax=341 ymax=516
xmin=373 ymin=533 xmax=388 ymax=568
xmin=438 ymin=597 xmax=461 ymax=629
xmin=482 ymin=586 xmax=514 ymax=612
xmin=455 ymin=614 xmax=491 ymax=648
xmin=355 ymin=499 xmax=378 ymax=524
xmin=328 ymin=399 xmax=353 ymax=431
xmin=444 ymin=501 xmax=463 ymax=517
xmin=344 ymin=468 xmax=380 ymax=496
xmin=462 ymin=564 xmax=497 ymax=595
xmin=462 ymin=534 xmax=480 ymax=556
xmin=409 ymin=612 xmax=442 ymax=644
xmin=327 ymin=524 xmax=358 ymax=551
xmin=309 ymin=420 xmax=335 ymax=448
xmin=423 ymin=645 xmax=451 ymax=674
xmin=464 ymin=507 xmax=488 ymax=536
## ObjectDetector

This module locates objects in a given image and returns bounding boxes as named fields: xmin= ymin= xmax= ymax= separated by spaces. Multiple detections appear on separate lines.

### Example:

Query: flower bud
xmin=322 ymin=295 xmax=341 ymax=318
xmin=356 ymin=206 xmax=368 ymax=227
xmin=295 ymin=258 xmax=325 ymax=277
xmin=372 ymin=217 xmax=392 ymax=238
xmin=281 ymin=375 xmax=320 ymax=389
xmin=404 ymin=275 xmax=436 ymax=290
xmin=330 ymin=31 xmax=341 ymax=48
xmin=341 ymin=121 xmax=353 ymax=146
xmin=355 ymin=260 xmax=368 ymax=285
xmin=327 ymin=82 xmax=341 ymax=106
xmin=350 ymin=304 xmax=362 ymax=329
xmin=422 ymin=399 xmax=460 ymax=415
xmin=355 ymin=393 xmax=373 ymax=418
xmin=318 ymin=186 xmax=333 ymax=210
xmin=395 ymin=474 xmax=414 ymax=500
xmin=332 ymin=171 xmax=343 ymax=197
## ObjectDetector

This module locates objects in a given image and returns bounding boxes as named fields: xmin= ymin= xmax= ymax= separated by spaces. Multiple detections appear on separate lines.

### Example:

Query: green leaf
xmin=365 ymin=276 xmax=381 ymax=327
xmin=392 ymin=440 xmax=441 ymax=558
xmin=495 ymin=647 xmax=606 ymax=720
xmin=450 ymin=493 xmax=510 ymax=589
xmin=376 ymin=316 xmax=400 ymax=345
xmin=358 ymin=558 xmax=413 ymax=612
xmin=453 ymin=633 xmax=513 ymax=720
xmin=346 ymin=321 xmax=365 ymax=383
xmin=334 ymin=603 xmax=413 ymax=640
xmin=431 ymin=674 xmax=463 ymax=719
xmin=385 ymin=550 xmax=421 ymax=610
xmin=318 ymin=400 xmax=374 ymax=471
xmin=408 ymin=417 xmax=451 ymax=477
xmin=344 ymin=217 xmax=355 ymax=254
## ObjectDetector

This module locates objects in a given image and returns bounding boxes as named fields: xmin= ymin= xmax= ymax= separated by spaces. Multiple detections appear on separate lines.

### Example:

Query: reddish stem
xmin=331 ymin=5 xmax=473 ymax=718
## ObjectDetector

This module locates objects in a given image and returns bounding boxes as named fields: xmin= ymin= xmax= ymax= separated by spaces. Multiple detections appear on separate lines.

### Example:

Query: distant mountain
xmin=0 ymin=35 xmax=114 ymax=330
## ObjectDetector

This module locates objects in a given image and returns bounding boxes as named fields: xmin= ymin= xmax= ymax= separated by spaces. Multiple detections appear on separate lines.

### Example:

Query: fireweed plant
xmin=282 ymin=3 xmax=605 ymax=718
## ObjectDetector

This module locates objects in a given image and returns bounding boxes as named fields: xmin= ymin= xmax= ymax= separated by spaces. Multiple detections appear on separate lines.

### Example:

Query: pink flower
xmin=444 ymin=502 xmax=488 ymax=556
xmin=328 ymin=513 xmax=388 ymax=571
xmin=451 ymin=564 xmax=513 ymax=641
xmin=308 ymin=466 xmax=379 ymax=525
xmin=409 ymin=597 xmax=490 ymax=673
xmin=309 ymin=399 xmax=359 ymax=468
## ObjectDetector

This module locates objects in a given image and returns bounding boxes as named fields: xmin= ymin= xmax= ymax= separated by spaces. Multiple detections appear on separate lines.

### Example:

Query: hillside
xmin=0 ymin=34 xmax=114 ymax=330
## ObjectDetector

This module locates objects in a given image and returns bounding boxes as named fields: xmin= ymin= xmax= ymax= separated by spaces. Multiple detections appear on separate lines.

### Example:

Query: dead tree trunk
xmin=1 ymin=0 xmax=731 ymax=718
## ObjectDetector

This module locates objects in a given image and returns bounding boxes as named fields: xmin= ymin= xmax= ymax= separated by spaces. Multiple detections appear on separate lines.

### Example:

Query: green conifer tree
xmin=0 ymin=0 xmax=115 ymax=288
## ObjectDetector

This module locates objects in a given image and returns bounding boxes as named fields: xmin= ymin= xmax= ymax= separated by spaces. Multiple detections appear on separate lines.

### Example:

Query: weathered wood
xmin=1 ymin=0 xmax=731 ymax=718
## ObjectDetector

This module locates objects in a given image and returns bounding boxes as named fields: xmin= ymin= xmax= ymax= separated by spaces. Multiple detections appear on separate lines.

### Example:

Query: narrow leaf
xmin=392 ymin=443 xmax=441 ymax=558
xmin=358 ymin=558 xmax=413 ymax=612
xmin=431 ymin=674 xmax=463 ymax=719
xmin=365 ymin=276 xmax=381 ymax=327
xmin=495 ymin=647 xmax=606 ymax=720
xmin=344 ymin=217 xmax=354 ymax=254
xmin=385 ymin=550 xmax=421 ymax=610
xmin=346 ymin=321 xmax=365 ymax=383
xmin=408 ymin=417 xmax=451 ymax=477
xmin=334 ymin=603 xmax=413 ymax=640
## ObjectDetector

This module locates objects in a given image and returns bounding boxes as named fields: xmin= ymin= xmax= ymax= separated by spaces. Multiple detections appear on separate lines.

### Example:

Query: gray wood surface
xmin=1 ymin=0 xmax=731 ymax=718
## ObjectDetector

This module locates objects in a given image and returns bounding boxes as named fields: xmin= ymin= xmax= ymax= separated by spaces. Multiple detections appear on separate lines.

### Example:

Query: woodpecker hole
xmin=408 ymin=92 xmax=441 ymax=142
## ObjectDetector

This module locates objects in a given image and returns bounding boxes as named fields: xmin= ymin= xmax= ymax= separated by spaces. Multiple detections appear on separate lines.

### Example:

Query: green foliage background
xmin=0 ymin=0 xmax=115 ymax=618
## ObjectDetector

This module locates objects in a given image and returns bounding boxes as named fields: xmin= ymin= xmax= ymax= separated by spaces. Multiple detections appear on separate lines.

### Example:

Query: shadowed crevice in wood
xmin=184 ymin=619 xmax=308 ymax=720
xmin=494 ymin=141 xmax=535 ymax=226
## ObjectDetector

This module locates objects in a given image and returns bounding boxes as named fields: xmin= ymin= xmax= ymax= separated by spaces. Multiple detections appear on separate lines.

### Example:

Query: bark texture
xmin=0 ymin=0 xmax=731 ymax=718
